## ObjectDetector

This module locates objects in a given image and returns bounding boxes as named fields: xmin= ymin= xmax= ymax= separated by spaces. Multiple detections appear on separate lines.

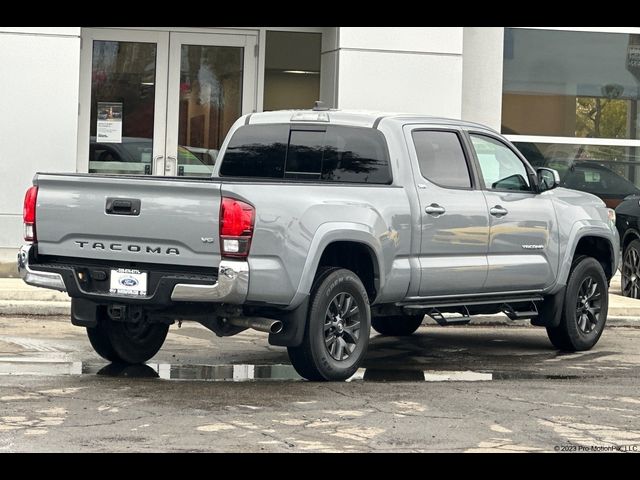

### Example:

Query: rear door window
xmin=412 ymin=131 xmax=472 ymax=189
xmin=321 ymin=126 xmax=391 ymax=184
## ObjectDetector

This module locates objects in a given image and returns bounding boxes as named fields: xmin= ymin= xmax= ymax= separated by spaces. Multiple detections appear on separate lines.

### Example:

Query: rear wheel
xmin=546 ymin=257 xmax=608 ymax=351
xmin=86 ymin=308 xmax=119 ymax=362
xmin=621 ymin=239 xmax=640 ymax=298
xmin=86 ymin=309 xmax=169 ymax=364
xmin=371 ymin=315 xmax=424 ymax=336
xmin=288 ymin=268 xmax=371 ymax=381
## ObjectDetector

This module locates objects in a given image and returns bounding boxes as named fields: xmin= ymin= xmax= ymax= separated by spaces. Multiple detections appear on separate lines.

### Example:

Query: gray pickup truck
xmin=18 ymin=109 xmax=620 ymax=381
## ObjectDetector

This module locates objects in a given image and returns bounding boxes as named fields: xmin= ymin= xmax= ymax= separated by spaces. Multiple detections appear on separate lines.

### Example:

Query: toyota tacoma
xmin=18 ymin=109 xmax=620 ymax=381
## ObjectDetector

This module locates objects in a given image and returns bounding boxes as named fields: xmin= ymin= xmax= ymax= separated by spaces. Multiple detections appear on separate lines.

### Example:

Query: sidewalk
xmin=0 ymin=278 xmax=70 ymax=315
xmin=1 ymin=274 xmax=639 ymax=326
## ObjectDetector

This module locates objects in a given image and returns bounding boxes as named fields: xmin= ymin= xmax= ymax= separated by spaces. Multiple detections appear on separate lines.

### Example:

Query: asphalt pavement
xmin=0 ymin=315 xmax=639 ymax=452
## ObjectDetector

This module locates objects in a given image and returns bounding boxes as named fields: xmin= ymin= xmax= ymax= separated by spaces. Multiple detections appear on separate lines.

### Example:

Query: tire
xmin=288 ymin=268 xmax=371 ymax=381
xmin=371 ymin=315 xmax=424 ymax=336
xmin=86 ymin=309 xmax=169 ymax=364
xmin=546 ymin=256 xmax=608 ymax=352
xmin=621 ymin=239 xmax=640 ymax=299
xmin=86 ymin=308 xmax=120 ymax=362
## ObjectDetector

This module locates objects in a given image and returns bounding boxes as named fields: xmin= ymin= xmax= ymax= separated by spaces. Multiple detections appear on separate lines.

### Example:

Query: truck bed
xmin=34 ymin=173 xmax=223 ymax=268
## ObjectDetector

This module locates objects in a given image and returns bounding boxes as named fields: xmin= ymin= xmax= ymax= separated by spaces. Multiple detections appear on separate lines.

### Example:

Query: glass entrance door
xmin=79 ymin=29 xmax=257 ymax=177
xmin=166 ymin=33 xmax=256 ymax=177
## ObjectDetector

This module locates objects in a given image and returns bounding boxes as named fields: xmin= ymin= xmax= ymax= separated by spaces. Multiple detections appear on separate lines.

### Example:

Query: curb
xmin=0 ymin=300 xmax=71 ymax=316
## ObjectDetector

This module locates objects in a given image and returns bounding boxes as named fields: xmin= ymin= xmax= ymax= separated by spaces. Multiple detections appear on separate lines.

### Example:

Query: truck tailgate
xmin=34 ymin=174 xmax=222 ymax=268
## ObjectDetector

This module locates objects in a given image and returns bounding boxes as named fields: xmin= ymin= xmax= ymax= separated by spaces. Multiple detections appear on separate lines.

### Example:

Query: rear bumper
xmin=17 ymin=244 xmax=248 ymax=305
xmin=171 ymin=262 xmax=248 ymax=303
xmin=18 ymin=245 xmax=66 ymax=291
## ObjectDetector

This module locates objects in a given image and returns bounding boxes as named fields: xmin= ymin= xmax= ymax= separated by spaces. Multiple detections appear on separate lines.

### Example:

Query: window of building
xmin=514 ymin=141 xmax=640 ymax=197
xmin=412 ymin=131 xmax=472 ymax=189
xmin=263 ymin=31 xmax=322 ymax=111
xmin=503 ymin=27 xmax=640 ymax=191
xmin=220 ymin=124 xmax=391 ymax=184
xmin=503 ymin=28 xmax=640 ymax=139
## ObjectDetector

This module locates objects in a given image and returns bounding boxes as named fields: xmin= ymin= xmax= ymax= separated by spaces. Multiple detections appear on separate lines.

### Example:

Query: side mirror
xmin=537 ymin=168 xmax=560 ymax=193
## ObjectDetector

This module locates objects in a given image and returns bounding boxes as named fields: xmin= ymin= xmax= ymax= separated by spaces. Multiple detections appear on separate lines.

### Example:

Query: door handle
xmin=153 ymin=155 xmax=164 ymax=175
xmin=490 ymin=206 xmax=509 ymax=217
xmin=425 ymin=204 xmax=446 ymax=216
xmin=105 ymin=198 xmax=141 ymax=216
xmin=165 ymin=156 xmax=177 ymax=174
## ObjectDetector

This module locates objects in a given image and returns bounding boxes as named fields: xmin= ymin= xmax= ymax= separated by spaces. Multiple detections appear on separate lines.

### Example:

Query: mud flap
xmin=71 ymin=298 xmax=99 ymax=328
xmin=268 ymin=296 xmax=309 ymax=347
xmin=531 ymin=287 xmax=565 ymax=328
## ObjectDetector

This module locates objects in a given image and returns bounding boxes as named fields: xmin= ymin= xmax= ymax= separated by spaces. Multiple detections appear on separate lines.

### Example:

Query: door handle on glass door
xmin=165 ymin=156 xmax=177 ymax=174
xmin=425 ymin=204 xmax=446 ymax=216
xmin=490 ymin=206 xmax=509 ymax=217
xmin=153 ymin=155 xmax=164 ymax=176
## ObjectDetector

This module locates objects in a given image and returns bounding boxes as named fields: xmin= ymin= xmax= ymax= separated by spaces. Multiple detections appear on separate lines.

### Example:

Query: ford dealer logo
xmin=119 ymin=277 xmax=139 ymax=287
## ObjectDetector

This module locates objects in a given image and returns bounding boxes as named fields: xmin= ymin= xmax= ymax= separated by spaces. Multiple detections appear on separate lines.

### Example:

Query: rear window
xmin=218 ymin=124 xmax=288 ymax=178
xmin=219 ymin=124 xmax=392 ymax=184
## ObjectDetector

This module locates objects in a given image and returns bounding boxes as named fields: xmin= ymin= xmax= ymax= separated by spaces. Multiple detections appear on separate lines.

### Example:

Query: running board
xmin=398 ymin=294 xmax=543 ymax=310
xmin=401 ymin=294 xmax=544 ymax=324
xmin=425 ymin=306 xmax=471 ymax=326
xmin=501 ymin=301 xmax=539 ymax=320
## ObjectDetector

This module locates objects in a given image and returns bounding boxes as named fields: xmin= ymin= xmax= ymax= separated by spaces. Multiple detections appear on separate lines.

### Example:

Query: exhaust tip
xmin=270 ymin=321 xmax=283 ymax=335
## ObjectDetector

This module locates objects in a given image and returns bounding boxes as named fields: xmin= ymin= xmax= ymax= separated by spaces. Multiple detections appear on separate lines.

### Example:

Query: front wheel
xmin=546 ymin=257 xmax=608 ymax=352
xmin=288 ymin=268 xmax=371 ymax=381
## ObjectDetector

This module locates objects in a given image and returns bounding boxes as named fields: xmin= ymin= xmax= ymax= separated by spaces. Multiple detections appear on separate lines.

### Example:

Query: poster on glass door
xmin=96 ymin=102 xmax=123 ymax=143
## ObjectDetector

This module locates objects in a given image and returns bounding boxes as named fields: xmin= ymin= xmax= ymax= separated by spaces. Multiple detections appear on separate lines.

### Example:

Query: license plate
xmin=109 ymin=269 xmax=147 ymax=296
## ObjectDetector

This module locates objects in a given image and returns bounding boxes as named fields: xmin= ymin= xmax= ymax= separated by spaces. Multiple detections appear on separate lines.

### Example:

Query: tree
xmin=576 ymin=97 xmax=628 ymax=139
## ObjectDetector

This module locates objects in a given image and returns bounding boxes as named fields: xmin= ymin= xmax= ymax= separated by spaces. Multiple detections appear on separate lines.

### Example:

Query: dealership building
xmin=1 ymin=26 xmax=639 ymax=273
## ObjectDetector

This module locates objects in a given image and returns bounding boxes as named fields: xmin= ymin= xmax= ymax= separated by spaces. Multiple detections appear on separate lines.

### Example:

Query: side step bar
xmin=501 ymin=301 xmax=539 ymax=320
xmin=399 ymin=294 xmax=543 ymax=310
xmin=401 ymin=294 xmax=544 ymax=325
xmin=425 ymin=306 xmax=471 ymax=326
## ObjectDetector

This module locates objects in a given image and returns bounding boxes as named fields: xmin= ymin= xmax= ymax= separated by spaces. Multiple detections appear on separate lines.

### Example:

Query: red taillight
xmin=220 ymin=197 xmax=255 ymax=258
xmin=23 ymin=185 xmax=38 ymax=242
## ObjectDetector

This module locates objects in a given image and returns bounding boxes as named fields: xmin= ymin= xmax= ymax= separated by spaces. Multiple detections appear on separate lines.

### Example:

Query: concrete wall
xmin=0 ymin=27 xmax=81 ymax=273
xmin=325 ymin=27 xmax=464 ymax=118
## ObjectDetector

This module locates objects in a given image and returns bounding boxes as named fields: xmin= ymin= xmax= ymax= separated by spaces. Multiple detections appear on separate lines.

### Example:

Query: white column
xmin=330 ymin=27 xmax=464 ymax=118
xmin=0 ymin=27 xmax=81 ymax=259
xmin=461 ymin=27 xmax=505 ymax=131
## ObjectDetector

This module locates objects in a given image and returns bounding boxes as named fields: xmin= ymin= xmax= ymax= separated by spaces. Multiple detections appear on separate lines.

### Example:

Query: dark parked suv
xmin=515 ymin=142 xmax=640 ymax=209
xmin=615 ymin=196 xmax=640 ymax=298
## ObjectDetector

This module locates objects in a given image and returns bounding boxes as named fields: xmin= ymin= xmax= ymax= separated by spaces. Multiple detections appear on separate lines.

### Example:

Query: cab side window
xmin=412 ymin=131 xmax=472 ymax=189
xmin=470 ymin=134 xmax=531 ymax=192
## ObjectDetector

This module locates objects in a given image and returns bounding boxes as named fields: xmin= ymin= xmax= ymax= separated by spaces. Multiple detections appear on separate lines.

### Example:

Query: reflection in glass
xmin=515 ymin=141 xmax=640 ymax=207
xmin=264 ymin=31 xmax=321 ymax=111
xmin=177 ymin=44 xmax=243 ymax=177
xmin=90 ymin=41 xmax=157 ymax=174
xmin=502 ymin=28 xmax=640 ymax=139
